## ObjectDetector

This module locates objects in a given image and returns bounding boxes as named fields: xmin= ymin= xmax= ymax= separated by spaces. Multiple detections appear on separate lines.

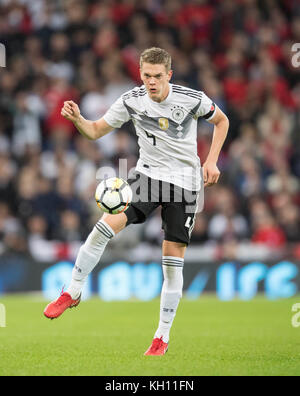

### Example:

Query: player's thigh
xmin=161 ymin=196 xmax=198 ymax=246
xmin=125 ymin=171 xmax=160 ymax=226
xmin=101 ymin=212 xmax=128 ymax=235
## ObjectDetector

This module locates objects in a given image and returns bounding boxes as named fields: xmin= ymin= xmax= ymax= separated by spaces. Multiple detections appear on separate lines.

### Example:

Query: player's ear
xmin=167 ymin=69 xmax=173 ymax=82
xmin=139 ymin=68 xmax=144 ymax=82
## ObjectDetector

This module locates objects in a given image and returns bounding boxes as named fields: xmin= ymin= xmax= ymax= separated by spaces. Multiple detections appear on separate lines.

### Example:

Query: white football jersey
xmin=103 ymin=83 xmax=216 ymax=191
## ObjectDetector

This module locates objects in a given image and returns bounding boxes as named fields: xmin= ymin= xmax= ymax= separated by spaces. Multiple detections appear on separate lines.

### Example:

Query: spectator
xmin=277 ymin=204 xmax=300 ymax=243
xmin=190 ymin=213 xmax=209 ymax=244
xmin=26 ymin=213 xmax=49 ymax=241
xmin=53 ymin=209 xmax=83 ymax=242
xmin=251 ymin=211 xmax=286 ymax=249
xmin=12 ymin=91 xmax=42 ymax=158
xmin=207 ymin=187 xmax=249 ymax=242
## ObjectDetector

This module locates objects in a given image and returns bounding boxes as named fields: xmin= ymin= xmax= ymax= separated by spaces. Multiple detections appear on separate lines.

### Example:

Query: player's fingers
xmin=210 ymin=170 xmax=220 ymax=184
xmin=70 ymin=101 xmax=78 ymax=108
xmin=61 ymin=109 xmax=72 ymax=119
xmin=63 ymin=102 xmax=73 ymax=111
xmin=207 ymin=172 xmax=215 ymax=184
xmin=210 ymin=174 xmax=218 ymax=184
xmin=204 ymin=175 xmax=213 ymax=187
xmin=204 ymin=171 xmax=217 ymax=187
xmin=61 ymin=107 xmax=70 ymax=114
xmin=205 ymin=173 xmax=220 ymax=186
xmin=203 ymin=169 xmax=210 ymax=187
xmin=202 ymin=167 xmax=208 ymax=184
xmin=63 ymin=102 xmax=72 ymax=110
xmin=71 ymin=103 xmax=80 ymax=115
xmin=70 ymin=102 xmax=79 ymax=113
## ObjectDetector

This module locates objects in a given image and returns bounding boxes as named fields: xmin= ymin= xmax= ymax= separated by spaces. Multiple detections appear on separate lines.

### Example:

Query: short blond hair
xmin=140 ymin=47 xmax=172 ymax=72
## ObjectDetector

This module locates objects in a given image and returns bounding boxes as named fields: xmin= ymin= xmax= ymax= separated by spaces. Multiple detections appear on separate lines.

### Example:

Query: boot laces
xmin=55 ymin=286 xmax=70 ymax=306
xmin=150 ymin=337 xmax=164 ymax=352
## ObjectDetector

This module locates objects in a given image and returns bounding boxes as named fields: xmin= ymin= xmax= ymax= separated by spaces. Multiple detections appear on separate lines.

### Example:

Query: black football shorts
xmin=125 ymin=171 xmax=200 ymax=245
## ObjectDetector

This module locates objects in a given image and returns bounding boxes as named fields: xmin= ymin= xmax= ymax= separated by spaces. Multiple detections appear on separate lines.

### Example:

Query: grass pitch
xmin=0 ymin=294 xmax=300 ymax=376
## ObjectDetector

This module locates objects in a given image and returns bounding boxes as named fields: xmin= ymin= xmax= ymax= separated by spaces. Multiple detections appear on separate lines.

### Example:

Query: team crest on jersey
xmin=172 ymin=108 xmax=185 ymax=122
xmin=158 ymin=118 xmax=169 ymax=131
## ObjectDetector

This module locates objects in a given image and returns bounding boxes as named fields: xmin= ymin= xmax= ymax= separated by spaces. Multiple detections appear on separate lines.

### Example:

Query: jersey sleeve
xmin=103 ymin=96 xmax=131 ymax=129
xmin=197 ymin=92 xmax=216 ymax=121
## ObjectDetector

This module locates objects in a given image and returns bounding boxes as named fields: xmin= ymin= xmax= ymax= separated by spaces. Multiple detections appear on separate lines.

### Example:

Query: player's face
xmin=140 ymin=63 xmax=173 ymax=103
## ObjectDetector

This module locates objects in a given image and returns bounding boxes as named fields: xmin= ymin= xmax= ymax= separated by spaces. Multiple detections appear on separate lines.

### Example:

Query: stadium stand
xmin=0 ymin=0 xmax=299 ymax=264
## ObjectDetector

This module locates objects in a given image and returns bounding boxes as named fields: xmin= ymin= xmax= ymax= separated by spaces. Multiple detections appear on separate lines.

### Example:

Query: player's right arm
xmin=61 ymin=100 xmax=114 ymax=140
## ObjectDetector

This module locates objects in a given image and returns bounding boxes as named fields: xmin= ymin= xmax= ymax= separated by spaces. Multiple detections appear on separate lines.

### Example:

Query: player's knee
xmin=101 ymin=213 xmax=127 ymax=234
xmin=162 ymin=240 xmax=187 ymax=258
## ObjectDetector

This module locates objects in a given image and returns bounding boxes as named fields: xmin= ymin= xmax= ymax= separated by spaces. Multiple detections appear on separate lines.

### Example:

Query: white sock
xmin=154 ymin=256 xmax=184 ymax=343
xmin=67 ymin=219 xmax=115 ymax=299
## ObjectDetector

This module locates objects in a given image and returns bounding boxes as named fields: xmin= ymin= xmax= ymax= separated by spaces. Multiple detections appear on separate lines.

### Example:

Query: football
xmin=95 ymin=177 xmax=133 ymax=214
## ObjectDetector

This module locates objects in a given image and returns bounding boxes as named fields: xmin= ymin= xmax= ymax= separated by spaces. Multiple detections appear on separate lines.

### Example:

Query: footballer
xmin=44 ymin=47 xmax=229 ymax=356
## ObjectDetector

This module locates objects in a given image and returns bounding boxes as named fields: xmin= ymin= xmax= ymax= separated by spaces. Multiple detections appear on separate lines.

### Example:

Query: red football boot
xmin=144 ymin=337 xmax=169 ymax=356
xmin=44 ymin=290 xmax=81 ymax=320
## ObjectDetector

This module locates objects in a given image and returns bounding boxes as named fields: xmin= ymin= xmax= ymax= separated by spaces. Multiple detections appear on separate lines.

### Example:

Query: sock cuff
xmin=162 ymin=256 xmax=184 ymax=268
xmin=95 ymin=219 xmax=115 ymax=239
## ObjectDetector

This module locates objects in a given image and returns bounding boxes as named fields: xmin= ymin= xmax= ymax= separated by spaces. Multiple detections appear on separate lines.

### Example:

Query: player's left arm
xmin=203 ymin=106 xmax=229 ymax=187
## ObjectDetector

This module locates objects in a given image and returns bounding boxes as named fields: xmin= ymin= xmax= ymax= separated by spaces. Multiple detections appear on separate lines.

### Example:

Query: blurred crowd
xmin=0 ymin=0 xmax=299 ymax=262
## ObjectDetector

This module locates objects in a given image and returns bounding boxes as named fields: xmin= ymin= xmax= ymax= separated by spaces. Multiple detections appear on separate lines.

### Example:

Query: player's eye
xmin=144 ymin=74 xmax=162 ymax=79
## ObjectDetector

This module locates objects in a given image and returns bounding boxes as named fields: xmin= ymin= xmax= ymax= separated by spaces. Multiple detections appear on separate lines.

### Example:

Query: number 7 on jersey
xmin=145 ymin=131 xmax=157 ymax=146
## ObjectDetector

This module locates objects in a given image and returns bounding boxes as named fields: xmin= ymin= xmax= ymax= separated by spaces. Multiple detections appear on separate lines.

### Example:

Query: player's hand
xmin=202 ymin=161 xmax=220 ymax=187
xmin=61 ymin=101 xmax=81 ymax=123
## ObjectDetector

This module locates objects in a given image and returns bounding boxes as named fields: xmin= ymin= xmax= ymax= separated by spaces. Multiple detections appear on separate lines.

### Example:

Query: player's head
xmin=140 ymin=47 xmax=173 ymax=103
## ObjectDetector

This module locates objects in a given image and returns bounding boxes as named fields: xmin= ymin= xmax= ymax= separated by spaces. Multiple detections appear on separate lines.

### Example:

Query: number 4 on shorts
xmin=185 ymin=217 xmax=192 ymax=228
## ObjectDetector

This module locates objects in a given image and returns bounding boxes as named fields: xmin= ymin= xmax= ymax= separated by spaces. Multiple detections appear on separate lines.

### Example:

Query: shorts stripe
xmin=188 ymin=192 xmax=200 ymax=238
